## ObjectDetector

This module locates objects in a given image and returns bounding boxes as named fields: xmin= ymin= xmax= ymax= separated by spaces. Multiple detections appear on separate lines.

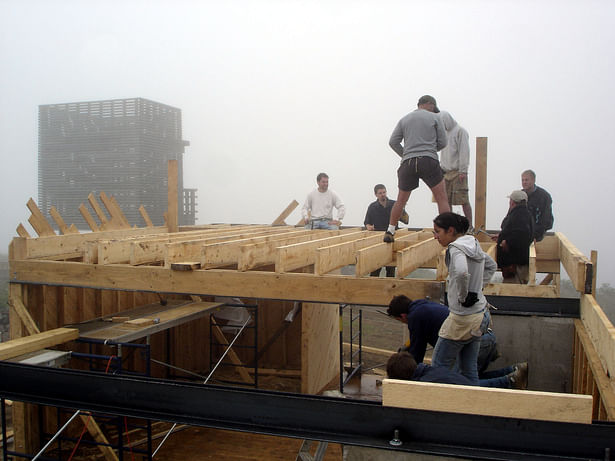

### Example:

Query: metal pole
xmin=32 ymin=410 xmax=81 ymax=461
xmin=152 ymin=316 xmax=251 ymax=458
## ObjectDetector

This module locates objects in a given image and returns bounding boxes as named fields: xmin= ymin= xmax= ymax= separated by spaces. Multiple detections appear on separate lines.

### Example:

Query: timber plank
xmin=88 ymin=193 xmax=110 ymax=227
xmin=355 ymin=243 xmax=393 ymax=277
xmin=580 ymin=294 xmax=615 ymax=380
xmin=79 ymin=203 xmax=101 ymax=231
xmin=9 ymin=260 xmax=444 ymax=306
xmin=139 ymin=204 xmax=154 ymax=227
xmin=271 ymin=200 xmax=299 ymax=226
xmin=382 ymin=379 xmax=593 ymax=424
xmin=26 ymin=198 xmax=55 ymax=237
xmin=0 ymin=328 xmax=79 ymax=361
xmin=315 ymin=233 xmax=386 ymax=275
xmin=396 ymin=238 xmax=443 ymax=278
xmin=528 ymin=242 xmax=537 ymax=285
xmin=8 ymin=284 xmax=40 ymax=335
xmin=49 ymin=206 xmax=70 ymax=235
xmin=16 ymin=223 xmax=31 ymax=238
xmin=557 ymin=232 xmax=592 ymax=293
xmin=483 ymin=283 xmax=558 ymax=297
xmin=167 ymin=160 xmax=178 ymax=233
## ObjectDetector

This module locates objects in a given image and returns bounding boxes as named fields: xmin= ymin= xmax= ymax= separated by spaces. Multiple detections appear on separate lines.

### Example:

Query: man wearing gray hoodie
xmin=440 ymin=111 xmax=473 ymax=227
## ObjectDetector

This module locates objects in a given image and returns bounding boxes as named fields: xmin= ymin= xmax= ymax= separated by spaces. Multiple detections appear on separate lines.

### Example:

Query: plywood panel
xmin=301 ymin=303 xmax=339 ymax=394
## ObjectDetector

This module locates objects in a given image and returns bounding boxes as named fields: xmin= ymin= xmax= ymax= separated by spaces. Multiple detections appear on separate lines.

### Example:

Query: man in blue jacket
xmin=387 ymin=350 xmax=474 ymax=385
xmin=387 ymin=295 xmax=527 ymax=388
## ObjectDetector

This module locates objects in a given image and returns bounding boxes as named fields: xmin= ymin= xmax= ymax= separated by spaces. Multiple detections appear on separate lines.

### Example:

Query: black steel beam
xmin=1 ymin=363 xmax=614 ymax=460
xmin=486 ymin=295 xmax=580 ymax=317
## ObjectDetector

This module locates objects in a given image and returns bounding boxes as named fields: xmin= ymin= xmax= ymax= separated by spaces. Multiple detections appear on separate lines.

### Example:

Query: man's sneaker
xmin=508 ymin=361 xmax=528 ymax=389
xmin=383 ymin=231 xmax=395 ymax=243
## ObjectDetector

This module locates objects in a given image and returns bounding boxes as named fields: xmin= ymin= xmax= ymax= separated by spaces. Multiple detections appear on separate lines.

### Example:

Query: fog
xmin=1 ymin=0 xmax=614 ymax=285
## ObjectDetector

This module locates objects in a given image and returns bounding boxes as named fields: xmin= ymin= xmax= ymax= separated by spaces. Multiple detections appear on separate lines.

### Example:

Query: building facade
xmin=38 ymin=97 xmax=196 ymax=228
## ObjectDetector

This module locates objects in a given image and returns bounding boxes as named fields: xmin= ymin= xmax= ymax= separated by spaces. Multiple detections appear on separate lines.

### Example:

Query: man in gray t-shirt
xmin=384 ymin=95 xmax=450 ymax=243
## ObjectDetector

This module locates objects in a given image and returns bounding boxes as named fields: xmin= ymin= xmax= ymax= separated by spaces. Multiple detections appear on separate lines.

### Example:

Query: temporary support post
xmin=475 ymin=137 xmax=488 ymax=234
xmin=168 ymin=160 xmax=178 ymax=233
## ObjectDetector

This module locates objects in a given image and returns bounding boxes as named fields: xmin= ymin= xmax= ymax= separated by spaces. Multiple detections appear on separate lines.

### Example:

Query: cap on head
xmin=418 ymin=94 xmax=440 ymax=113
xmin=508 ymin=190 xmax=528 ymax=203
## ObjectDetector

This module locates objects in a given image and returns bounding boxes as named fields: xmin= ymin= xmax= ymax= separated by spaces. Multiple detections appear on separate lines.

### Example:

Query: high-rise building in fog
xmin=38 ymin=97 xmax=196 ymax=228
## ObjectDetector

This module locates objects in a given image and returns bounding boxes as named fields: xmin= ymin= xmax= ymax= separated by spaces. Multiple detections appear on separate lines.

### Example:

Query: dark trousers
xmin=370 ymin=266 xmax=396 ymax=277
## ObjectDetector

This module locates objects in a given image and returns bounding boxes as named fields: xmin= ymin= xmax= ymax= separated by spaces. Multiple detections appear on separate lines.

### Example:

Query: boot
xmin=508 ymin=362 xmax=528 ymax=390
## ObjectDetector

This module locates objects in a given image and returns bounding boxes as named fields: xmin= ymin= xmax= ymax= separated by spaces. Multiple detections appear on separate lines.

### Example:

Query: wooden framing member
xmin=100 ymin=191 xmax=131 ymax=230
xmin=354 ymin=232 xmax=431 ymax=277
xmin=573 ymin=319 xmax=615 ymax=420
xmin=16 ymin=224 xmax=31 ymax=238
xmin=396 ymin=237 xmax=443 ymax=279
xmin=579 ymin=294 xmax=615 ymax=379
xmin=210 ymin=318 xmax=252 ymax=384
xmin=79 ymin=414 xmax=119 ymax=461
xmin=139 ymin=205 xmax=154 ymax=227
xmin=275 ymin=230 xmax=369 ymax=273
xmin=271 ymin=200 xmax=299 ymax=226
xmin=535 ymin=235 xmax=560 ymax=273
xmin=556 ymin=232 xmax=592 ymax=293
xmin=8 ymin=284 xmax=40 ymax=336
xmin=474 ymin=137 xmax=488 ymax=234
xmin=9 ymin=259 xmax=444 ymax=305
xmin=167 ymin=159 xmax=179 ymax=233
xmin=0 ymin=328 xmax=79 ymax=361
xmin=528 ymin=242 xmax=537 ymax=285
xmin=26 ymin=198 xmax=55 ymax=237
xmin=79 ymin=203 xmax=101 ymax=232
xmin=49 ymin=206 xmax=78 ymax=235
xmin=88 ymin=193 xmax=110 ymax=230
xmin=314 ymin=233 xmax=387 ymax=275
xmin=483 ymin=283 xmax=558 ymax=297
xmin=382 ymin=379 xmax=593 ymax=424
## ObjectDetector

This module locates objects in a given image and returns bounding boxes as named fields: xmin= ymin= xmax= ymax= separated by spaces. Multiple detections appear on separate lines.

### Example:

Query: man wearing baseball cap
xmin=385 ymin=95 xmax=449 ymax=243
xmin=496 ymin=190 xmax=534 ymax=284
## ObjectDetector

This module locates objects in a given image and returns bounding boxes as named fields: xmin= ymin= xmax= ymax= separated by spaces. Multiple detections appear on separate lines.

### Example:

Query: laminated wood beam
xmin=88 ymin=193 xmax=110 ymax=228
xmin=8 ymin=284 xmax=40 ymax=336
xmin=16 ymin=223 xmax=31 ymax=238
xmin=0 ymin=328 xmax=79 ymax=361
xmin=574 ymin=319 xmax=615 ymax=420
xmin=474 ymin=137 xmax=488 ymax=232
xmin=382 ymin=379 xmax=593 ymax=424
xmin=272 ymin=200 xmax=299 ymax=226
xmin=237 ymin=230 xmax=336 ymax=271
xmin=557 ymin=232 xmax=592 ymax=293
xmin=26 ymin=198 xmax=55 ymax=237
xmin=396 ymin=238 xmax=443 ymax=278
xmin=355 ymin=243 xmax=393 ymax=277
xmin=483 ymin=283 xmax=558 ymax=297
xmin=167 ymin=160 xmax=178 ymax=233
xmin=580 ymin=294 xmax=615 ymax=381
xmin=211 ymin=318 xmax=252 ymax=384
xmin=528 ymin=242 xmax=537 ymax=285
xmin=275 ymin=230 xmax=368 ymax=273
xmin=79 ymin=203 xmax=100 ymax=232
xmin=139 ymin=205 xmax=154 ymax=227
xmin=9 ymin=260 xmax=444 ymax=306
xmin=314 ymin=233 xmax=385 ymax=275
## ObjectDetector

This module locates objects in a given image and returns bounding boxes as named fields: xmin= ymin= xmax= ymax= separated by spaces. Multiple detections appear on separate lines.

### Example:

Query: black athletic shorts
xmin=397 ymin=156 xmax=444 ymax=191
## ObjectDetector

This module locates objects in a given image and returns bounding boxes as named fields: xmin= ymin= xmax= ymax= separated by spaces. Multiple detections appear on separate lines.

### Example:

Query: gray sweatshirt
xmin=445 ymin=235 xmax=496 ymax=315
xmin=439 ymin=111 xmax=470 ymax=173
xmin=389 ymin=109 xmax=447 ymax=163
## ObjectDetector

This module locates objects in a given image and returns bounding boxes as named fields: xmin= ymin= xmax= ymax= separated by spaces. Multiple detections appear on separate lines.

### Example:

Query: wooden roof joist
xmin=8 ymin=260 xmax=443 ymax=305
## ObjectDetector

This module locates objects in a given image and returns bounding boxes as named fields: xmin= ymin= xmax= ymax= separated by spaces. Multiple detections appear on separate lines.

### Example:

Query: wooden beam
xmin=557 ymin=232 xmax=592 ymax=293
xmin=396 ymin=238 xmax=443 ymax=278
xmin=9 ymin=260 xmax=444 ymax=306
xmin=0 ymin=328 xmax=79 ymax=361
xmin=474 ymin=137 xmax=488 ymax=232
xmin=580 ymin=294 xmax=615 ymax=380
xmin=591 ymin=250 xmax=598 ymax=297
xmin=528 ymin=242 xmax=537 ymax=286
xmin=483 ymin=283 xmax=558 ymax=297
xmin=139 ymin=205 xmax=154 ymax=227
xmin=99 ymin=192 xmax=130 ymax=229
xmin=355 ymin=243 xmax=393 ymax=277
xmin=79 ymin=203 xmax=100 ymax=231
xmin=88 ymin=193 xmax=110 ymax=228
xmin=314 ymin=233 xmax=385 ymax=275
xmin=382 ymin=379 xmax=593 ymax=424
xmin=272 ymin=200 xmax=299 ymax=226
xmin=49 ymin=206 xmax=70 ymax=235
xmin=16 ymin=223 xmax=31 ymax=238
xmin=275 ymin=230 xmax=369 ymax=273
xmin=26 ymin=198 xmax=55 ymax=237
xmin=8 ymin=284 xmax=40 ymax=336
xmin=110 ymin=195 xmax=131 ymax=228
xmin=574 ymin=319 xmax=615 ymax=420
xmin=167 ymin=159 xmax=178 ymax=233
xmin=211 ymin=318 xmax=252 ymax=384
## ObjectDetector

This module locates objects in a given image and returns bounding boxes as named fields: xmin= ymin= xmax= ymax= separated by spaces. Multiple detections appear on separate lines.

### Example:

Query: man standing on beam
xmin=385 ymin=95 xmax=450 ymax=243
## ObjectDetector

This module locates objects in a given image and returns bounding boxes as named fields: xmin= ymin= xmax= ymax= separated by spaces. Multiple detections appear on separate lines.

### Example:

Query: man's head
xmin=316 ymin=173 xmax=329 ymax=192
xmin=508 ymin=190 xmax=528 ymax=208
xmin=386 ymin=351 xmax=417 ymax=380
xmin=374 ymin=184 xmax=387 ymax=203
xmin=417 ymin=95 xmax=440 ymax=113
xmin=387 ymin=294 xmax=412 ymax=321
xmin=521 ymin=170 xmax=536 ymax=192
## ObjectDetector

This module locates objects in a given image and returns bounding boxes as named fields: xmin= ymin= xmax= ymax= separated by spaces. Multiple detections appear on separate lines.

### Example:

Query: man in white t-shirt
xmin=301 ymin=173 xmax=346 ymax=230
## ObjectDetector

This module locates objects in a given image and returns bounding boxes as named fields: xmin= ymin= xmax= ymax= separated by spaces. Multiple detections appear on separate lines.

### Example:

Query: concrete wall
xmin=488 ymin=314 xmax=574 ymax=393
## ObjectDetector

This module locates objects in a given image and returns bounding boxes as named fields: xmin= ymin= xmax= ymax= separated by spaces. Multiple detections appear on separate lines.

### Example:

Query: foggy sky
xmin=1 ymin=0 xmax=614 ymax=286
